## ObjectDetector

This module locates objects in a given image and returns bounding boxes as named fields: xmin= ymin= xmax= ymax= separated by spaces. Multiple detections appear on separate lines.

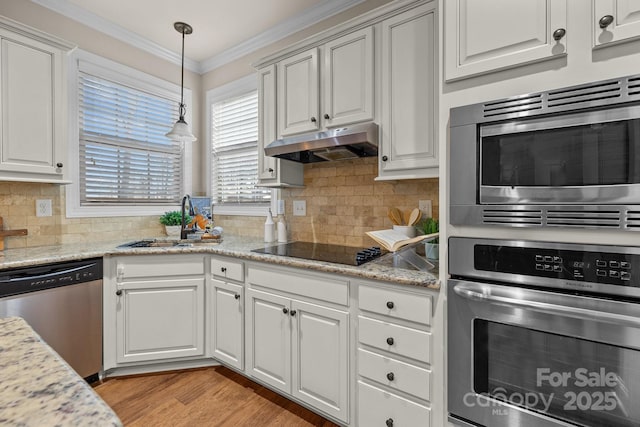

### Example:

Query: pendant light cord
xmin=179 ymin=26 xmax=186 ymax=119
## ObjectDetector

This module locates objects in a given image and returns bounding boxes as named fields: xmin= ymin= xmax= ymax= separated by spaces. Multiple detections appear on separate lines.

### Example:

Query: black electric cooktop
xmin=252 ymin=242 xmax=385 ymax=266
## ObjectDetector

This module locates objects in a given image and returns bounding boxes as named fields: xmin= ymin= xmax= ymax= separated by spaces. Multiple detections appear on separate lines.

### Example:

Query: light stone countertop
xmin=0 ymin=317 xmax=122 ymax=427
xmin=0 ymin=236 xmax=439 ymax=289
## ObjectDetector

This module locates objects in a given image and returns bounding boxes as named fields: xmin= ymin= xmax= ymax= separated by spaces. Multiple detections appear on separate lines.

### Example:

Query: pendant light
xmin=166 ymin=21 xmax=197 ymax=143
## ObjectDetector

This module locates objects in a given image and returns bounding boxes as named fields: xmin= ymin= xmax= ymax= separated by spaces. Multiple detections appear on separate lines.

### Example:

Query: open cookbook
xmin=365 ymin=229 xmax=439 ymax=252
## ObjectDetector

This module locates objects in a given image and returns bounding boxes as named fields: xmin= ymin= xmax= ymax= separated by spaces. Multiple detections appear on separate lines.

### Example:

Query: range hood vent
xmin=264 ymin=122 xmax=378 ymax=163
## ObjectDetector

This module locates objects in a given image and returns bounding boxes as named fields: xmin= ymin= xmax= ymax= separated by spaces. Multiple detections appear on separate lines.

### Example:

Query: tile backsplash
xmin=217 ymin=157 xmax=439 ymax=247
xmin=0 ymin=158 xmax=438 ymax=249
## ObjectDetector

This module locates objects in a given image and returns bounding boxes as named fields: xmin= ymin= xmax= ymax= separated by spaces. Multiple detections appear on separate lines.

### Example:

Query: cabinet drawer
xmin=117 ymin=255 xmax=205 ymax=278
xmin=358 ymin=348 xmax=430 ymax=401
xmin=358 ymin=381 xmax=430 ymax=427
xmin=359 ymin=285 xmax=431 ymax=325
xmin=359 ymin=316 xmax=430 ymax=363
xmin=211 ymin=257 xmax=244 ymax=282
xmin=247 ymin=265 xmax=348 ymax=305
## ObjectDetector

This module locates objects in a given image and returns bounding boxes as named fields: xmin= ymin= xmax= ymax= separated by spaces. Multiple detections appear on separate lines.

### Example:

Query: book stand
xmin=390 ymin=241 xmax=435 ymax=271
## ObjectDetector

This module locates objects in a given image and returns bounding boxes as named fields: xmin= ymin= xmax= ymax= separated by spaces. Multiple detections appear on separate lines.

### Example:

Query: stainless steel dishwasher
xmin=0 ymin=258 xmax=103 ymax=382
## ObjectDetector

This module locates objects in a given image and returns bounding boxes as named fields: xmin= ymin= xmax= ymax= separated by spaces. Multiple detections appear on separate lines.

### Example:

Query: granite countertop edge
xmin=0 ymin=237 xmax=440 ymax=289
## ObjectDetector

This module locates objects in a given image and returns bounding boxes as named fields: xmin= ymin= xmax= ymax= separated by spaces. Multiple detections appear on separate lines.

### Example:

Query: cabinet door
xmin=593 ymin=0 xmax=640 ymax=47
xmin=444 ymin=0 xmax=567 ymax=81
xmin=277 ymin=48 xmax=319 ymax=136
xmin=258 ymin=65 xmax=278 ymax=181
xmin=116 ymin=277 xmax=205 ymax=364
xmin=0 ymin=32 xmax=65 ymax=178
xmin=246 ymin=289 xmax=291 ymax=394
xmin=291 ymin=300 xmax=349 ymax=423
xmin=211 ymin=280 xmax=243 ymax=370
xmin=379 ymin=3 xmax=438 ymax=179
xmin=323 ymin=27 xmax=374 ymax=128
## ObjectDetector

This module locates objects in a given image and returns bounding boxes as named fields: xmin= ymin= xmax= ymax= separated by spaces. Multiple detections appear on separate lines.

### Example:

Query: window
xmin=207 ymin=75 xmax=273 ymax=215
xmin=67 ymin=50 xmax=192 ymax=217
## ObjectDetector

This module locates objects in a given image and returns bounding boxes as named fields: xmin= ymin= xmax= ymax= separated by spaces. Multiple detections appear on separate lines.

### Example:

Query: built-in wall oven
xmin=448 ymin=237 xmax=640 ymax=427
xmin=450 ymin=74 xmax=640 ymax=230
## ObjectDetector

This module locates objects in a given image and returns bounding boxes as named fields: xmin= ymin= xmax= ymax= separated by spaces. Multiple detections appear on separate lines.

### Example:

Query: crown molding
xmin=31 ymin=0 xmax=200 ymax=72
xmin=31 ymin=0 xmax=365 ymax=75
xmin=199 ymin=0 xmax=365 ymax=74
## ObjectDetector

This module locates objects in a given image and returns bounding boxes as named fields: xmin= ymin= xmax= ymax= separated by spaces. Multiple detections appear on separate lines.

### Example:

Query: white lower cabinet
xmin=356 ymin=282 xmax=434 ymax=427
xmin=105 ymin=255 xmax=207 ymax=368
xmin=211 ymin=280 xmax=244 ymax=369
xmin=246 ymin=265 xmax=350 ymax=424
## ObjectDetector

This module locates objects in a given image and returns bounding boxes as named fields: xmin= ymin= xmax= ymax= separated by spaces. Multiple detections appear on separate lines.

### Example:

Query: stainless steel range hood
xmin=264 ymin=122 xmax=378 ymax=163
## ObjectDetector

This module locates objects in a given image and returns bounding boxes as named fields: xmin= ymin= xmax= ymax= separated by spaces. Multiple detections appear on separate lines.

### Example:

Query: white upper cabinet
xmin=322 ymin=27 xmax=374 ymax=128
xmin=278 ymin=48 xmax=320 ymax=137
xmin=277 ymin=28 xmax=374 ymax=138
xmin=257 ymin=64 xmax=303 ymax=187
xmin=378 ymin=2 xmax=438 ymax=180
xmin=593 ymin=0 xmax=640 ymax=47
xmin=444 ymin=0 xmax=568 ymax=81
xmin=0 ymin=19 xmax=73 ymax=183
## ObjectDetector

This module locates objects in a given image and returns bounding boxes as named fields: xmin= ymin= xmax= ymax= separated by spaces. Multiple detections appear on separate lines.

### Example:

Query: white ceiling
xmin=32 ymin=0 xmax=365 ymax=73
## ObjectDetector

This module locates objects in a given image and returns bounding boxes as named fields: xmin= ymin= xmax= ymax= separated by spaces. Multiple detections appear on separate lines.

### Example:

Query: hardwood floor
xmin=94 ymin=366 xmax=341 ymax=427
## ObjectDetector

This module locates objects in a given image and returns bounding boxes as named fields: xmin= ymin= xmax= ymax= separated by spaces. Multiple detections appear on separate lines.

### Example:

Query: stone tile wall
xmin=0 ymin=158 xmax=438 ymax=249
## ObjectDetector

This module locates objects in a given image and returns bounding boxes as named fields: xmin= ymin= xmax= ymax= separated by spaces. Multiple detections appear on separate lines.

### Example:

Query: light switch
xmin=36 ymin=199 xmax=52 ymax=217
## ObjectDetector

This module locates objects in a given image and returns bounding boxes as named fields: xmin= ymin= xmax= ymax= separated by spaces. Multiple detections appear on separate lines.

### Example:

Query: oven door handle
xmin=453 ymin=282 xmax=640 ymax=327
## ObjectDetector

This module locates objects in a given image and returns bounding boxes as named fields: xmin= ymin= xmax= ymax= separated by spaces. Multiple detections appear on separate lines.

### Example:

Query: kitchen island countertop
xmin=0 ymin=236 xmax=439 ymax=289
xmin=0 ymin=316 xmax=122 ymax=427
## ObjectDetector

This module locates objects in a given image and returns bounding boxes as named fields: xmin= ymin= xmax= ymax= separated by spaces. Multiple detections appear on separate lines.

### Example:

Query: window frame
xmin=66 ymin=49 xmax=193 ymax=218
xmin=206 ymin=74 xmax=276 ymax=216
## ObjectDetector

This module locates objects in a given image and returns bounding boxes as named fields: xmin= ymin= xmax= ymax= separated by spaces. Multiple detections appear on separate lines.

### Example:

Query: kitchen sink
xmin=118 ymin=238 xmax=221 ymax=248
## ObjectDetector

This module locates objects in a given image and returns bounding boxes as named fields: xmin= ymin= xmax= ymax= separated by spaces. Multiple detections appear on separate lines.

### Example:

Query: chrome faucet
xmin=181 ymin=194 xmax=195 ymax=240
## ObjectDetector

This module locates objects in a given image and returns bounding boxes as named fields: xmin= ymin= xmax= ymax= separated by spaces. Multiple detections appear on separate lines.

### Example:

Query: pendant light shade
xmin=166 ymin=21 xmax=196 ymax=143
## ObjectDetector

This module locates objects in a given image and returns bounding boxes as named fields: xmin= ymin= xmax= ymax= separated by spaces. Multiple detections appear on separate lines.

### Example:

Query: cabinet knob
xmin=283 ymin=307 xmax=289 ymax=314
xmin=382 ymin=155 xmax=388 ymax=162
xmin=386 ymin=372 xmax=395 ymax=381
xmin=290 ymin=309 xmax=297 ymax=316
xmin=552 ymin=28 xmax=566 ymax=41
xmin=221 ymin=267 xmax=227 ymax=273
xmin=268 ymin=168 xmax=274 ymax=173
xmin=324 ymin=113 xmax=330 ymax=120
xmin=234 ymin=294 xmax=241 ymax=300
xmin=116 ymin=290 xmax=122 ymax=296
xmin=310 ymin=116 xmax=317 ymax=123
xmin=386 ymin=337 xmax=394 ymax=346
xmin=599 ymin=15 xmax=614 ymax=29
xmin=56 ymin=162 xmax=63 ymax=168
xmin=386 ymin=418 xmax=394 ymax=427
xmin=386 ymin=301 xmax=394 ymax=309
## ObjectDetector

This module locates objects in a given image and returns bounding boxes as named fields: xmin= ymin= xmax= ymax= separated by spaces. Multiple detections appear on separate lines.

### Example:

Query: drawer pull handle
xmin=234 ymin=294 xmax=241 ymax=300
xmin=386 ymin=301 xmax=394 ymax=309
xmin=386 ymin=372 xmax=395 ymax=381
xmin=386 ymin=418 xmax=394 ymax=427
xmin=221 ymin=267 xmax=227 ymax=273
xmin=116 ymin=290 xmax=122 ymax=296
xmin=283 ymin=307 xmax=289 ymax=314
xmin=386 ymin=337 xmax=394 ymax=346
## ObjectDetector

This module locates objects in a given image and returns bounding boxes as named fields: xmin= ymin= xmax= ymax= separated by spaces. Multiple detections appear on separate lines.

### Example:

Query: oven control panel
xmin=474 ymin=245 xmax=636 ymax=287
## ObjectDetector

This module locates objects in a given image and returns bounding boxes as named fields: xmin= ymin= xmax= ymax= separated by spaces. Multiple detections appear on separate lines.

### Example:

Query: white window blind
xmin=78 ymin=72 xmax=183 ymax=205
xmin=211 ymin=90 xmax=271 ymax=205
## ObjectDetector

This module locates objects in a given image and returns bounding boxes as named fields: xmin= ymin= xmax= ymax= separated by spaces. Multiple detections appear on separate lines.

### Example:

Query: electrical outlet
xmin=36 ymin=199 xmax=52 ymax=217
xmin=293 ymin=200 xmax=306 ymax=216
xmin=419 ymin=200 xmax=432 ymax=218
xmin=277 ymin=199 xmax=285 ymax=215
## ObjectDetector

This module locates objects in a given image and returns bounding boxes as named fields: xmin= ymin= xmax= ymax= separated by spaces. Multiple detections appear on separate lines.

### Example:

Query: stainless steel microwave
xmin=450 ymin=74 xmax=640 ymax=230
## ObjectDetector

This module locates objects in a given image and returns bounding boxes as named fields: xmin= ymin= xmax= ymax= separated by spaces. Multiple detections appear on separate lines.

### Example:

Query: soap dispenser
xmin=264 ymin=208 xmax=275 ymax=242
xmin=277 ymin=215 xmax=287 ymax=243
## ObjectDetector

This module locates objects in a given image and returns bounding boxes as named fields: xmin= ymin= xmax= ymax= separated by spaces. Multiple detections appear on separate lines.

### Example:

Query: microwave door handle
xmin=453 ymin=282 xmax=640 ymax=328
